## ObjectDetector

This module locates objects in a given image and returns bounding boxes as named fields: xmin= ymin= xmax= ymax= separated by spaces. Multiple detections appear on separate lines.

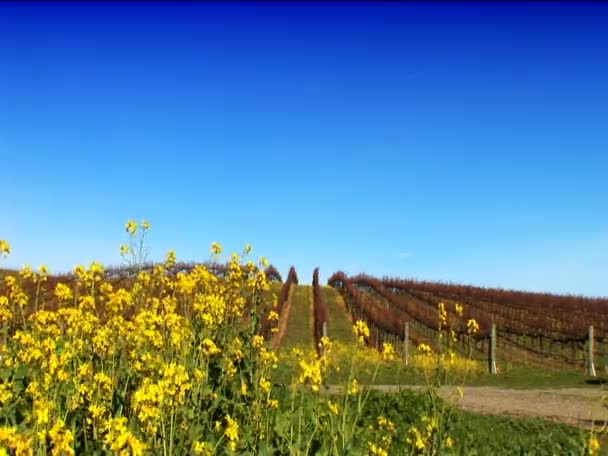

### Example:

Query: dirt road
xmin=358 ymin=385 xmax=608 ymax=430
xmin=324 ymin=384 xmax=608 ymax=429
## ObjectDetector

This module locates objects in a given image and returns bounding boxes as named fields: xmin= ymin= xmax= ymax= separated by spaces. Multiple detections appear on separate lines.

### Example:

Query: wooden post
xmin=488 ymin=323 xmax=497 ymax=374
xmin=403 ymin=322 xmax=410 ymax=365
xmin=587 ymin=325 xmax=596 ymax=377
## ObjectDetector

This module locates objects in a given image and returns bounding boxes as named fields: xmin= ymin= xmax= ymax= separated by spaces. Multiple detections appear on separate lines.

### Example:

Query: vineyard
xmin=325 ymin=271 xmax=608 ymax=374
xmin=0 ymin=246 xmax=604 ymax=454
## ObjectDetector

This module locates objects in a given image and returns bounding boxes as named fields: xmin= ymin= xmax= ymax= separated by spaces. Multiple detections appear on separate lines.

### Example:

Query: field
xmin=0 ymin=230 xmax=606 ymax=455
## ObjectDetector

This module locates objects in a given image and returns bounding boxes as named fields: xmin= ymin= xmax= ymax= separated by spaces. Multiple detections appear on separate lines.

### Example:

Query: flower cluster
xmin=0 ymin=225 xmax=277 ymax=454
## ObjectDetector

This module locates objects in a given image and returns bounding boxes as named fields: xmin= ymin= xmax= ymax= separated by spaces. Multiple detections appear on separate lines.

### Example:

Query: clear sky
xmin=1 ymin=2 xmax=607 ymax=296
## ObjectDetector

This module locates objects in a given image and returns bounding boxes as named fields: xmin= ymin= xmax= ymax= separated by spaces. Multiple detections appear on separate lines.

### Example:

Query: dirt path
xmin=357 ymin=385 xmax=608 ymax=430
xmin=453 ymin=386 xmax=608 ymax=430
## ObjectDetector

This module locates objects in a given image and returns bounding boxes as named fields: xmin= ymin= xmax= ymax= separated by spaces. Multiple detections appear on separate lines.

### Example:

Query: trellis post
xmin=587 ymin=325 xmax=596 ymax=377
xmin=488 ymin=323 xmax=497 ymax=374
xmin=403 ymin=322 xmax=410 ymax=364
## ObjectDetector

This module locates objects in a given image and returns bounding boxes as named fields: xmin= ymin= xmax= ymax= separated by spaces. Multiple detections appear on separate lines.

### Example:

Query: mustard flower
xmin=54 ymin=283 xmax=73 ymax=302
xmin=381 ymin=342 xmax=395 ymax=362
xmin=438 ymin=302 xmax=448 ymax=329
xmin=347 ymin=378 xmax=360 ymax=395
xmin=417 ymin=343 xmax=432 ymax=355
xmin=259 ymin=376 xmax=271 ymax=394
xmin=193 ymin=441 xmax=214 ymax=456
xmin=165 ymin=249 xmax=176 ymax=268
xmin=0 ymin=240 xmax=10 ymax=255
xmin=367 ymin=442 xmax=388 ymax=456
xmin=353 ymin=320 xmax=370 ymax=343
xmin=327 ymin=400 xmax=340 ymax=416
xmin=239 ymin=381 xmax=248 ymax=397
xmin=252 ymin=335 xmax=265 ymax=349
xmin=125 ymin=220 xmax=138 ymax=235
xmin=454 ymin=302 xmax=463 ymax=316
xmin=223 ymin=415 xmax=239 ymax=451
xmin=201 ymin=338 xmax=221 ymax=356
xmin=587 ymin=434 xmax=600 ymax=456
xmin=210 ymin=242 xmax=222 ymax=255
xmin=467 ymin=318 xmax=480 ymax=335
xmin=19 ymin=264 xmax=33 ymax=280
xmin=406 ymin=426 xmax=425 ymax=451
xmin=49 ymin=419 xmax=75 ymax=456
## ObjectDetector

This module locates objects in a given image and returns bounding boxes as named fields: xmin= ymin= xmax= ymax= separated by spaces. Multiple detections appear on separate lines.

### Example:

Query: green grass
xmin=273 ymin=353 xmax=607 ymax=392
xmin=279 ymin=284 xmax=313 ymax=350
xmin=361 ymin=389 xmax=594 ymax=455
xmin=268 ymin=387 xmax=593 ymax=455
xmin=320 ymin=285 xmax=356 ymax=344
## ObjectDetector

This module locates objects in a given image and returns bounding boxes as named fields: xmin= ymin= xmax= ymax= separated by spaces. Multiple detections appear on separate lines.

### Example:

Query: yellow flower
xmin=49 ymin=419 xmax=75 ymax=456
xmin=54 ymin=283 xmax=73 ymax=302
xmin=267 ymin=310 xmax=279 ymax=321
xmin=297 ymin=356 xmax=323 ymax=392
xmin=193 ymin=441 xmax=214 ymax=456
xmin=587 ymin=434 xmax=600 ymax=456
xmin=252 ymin=335 xmax=265 ymax=349
xmin=103 ymin=416 xmax=146 ymax=456
xmin=347 ymin=378 xmax=360 ymax=395
xmin=467 ymin=318 xmax=480 ymax=335
xmin=353 ymin=320 xmax=370 ymax=343
xmin=417 ymin=343 xmax=432 ymax=355
xmin=445 ymin=436 xmax=454 ymax=448
xmin=223 ymin=415 xmax=239 ymax=450
xmin=438 ymin=302 xmax=448 ymax=329
xmin=327 ymin=400 xmax=339 ymax=416
xmin=266 ymin=399 xmax=279 ymax=409
xmin=0 ymin=240 xmax=10 ymax=255
xmin=165 ymin=249 xmax=176 ymax=268
xmin=210 ymin=242 xmax=222 ymax=255
xmin=406 ymin=426 xmax=425 ymax=451
xmin=201 ymin=338 xmax=221 ymax=356
xmin=367 ymin=442 xmax=388 ymax=456
xmin=259 ymin=377 xmax=271 ymax=394
xmin=454 ymin=302 xmax=463 ymax=316
xmin=19 ymin=264 xmax=33 ymax=280
xmin=141 ymin=220 xmax=151 ymax=231
xmin=239 ymin=381 xmax=248 ymax=396
xmin=125 ymin=220 xmax=138 ymax=235
xmin=244 ymin=244 xmax=252 ymax=255
xmin=37 ymin=265 xmax=49 ymax=276
xmin=381 ymin=342 xmax=395 ymax=362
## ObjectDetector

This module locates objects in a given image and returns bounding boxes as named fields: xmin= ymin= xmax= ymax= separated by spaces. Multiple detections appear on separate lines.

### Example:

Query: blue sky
xmin=1 ymin=2 xmax=607 ymax=296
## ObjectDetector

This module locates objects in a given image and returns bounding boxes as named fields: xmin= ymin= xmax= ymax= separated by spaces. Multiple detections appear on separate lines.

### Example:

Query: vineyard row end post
xmin=403 ymin=322 xmax=409 ymax=365
xmin=488 ymin=323 xmax=497 ymax=374
xmin=587 ymin=325 xmax=596 ymax=377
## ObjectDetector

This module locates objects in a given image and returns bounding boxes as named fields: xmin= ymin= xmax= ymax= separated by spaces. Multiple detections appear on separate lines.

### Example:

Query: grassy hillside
xmin=320 ymin=285 xmax=356 ymax=344
xmin=279 ymin=284 xmax=313 ymax=350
